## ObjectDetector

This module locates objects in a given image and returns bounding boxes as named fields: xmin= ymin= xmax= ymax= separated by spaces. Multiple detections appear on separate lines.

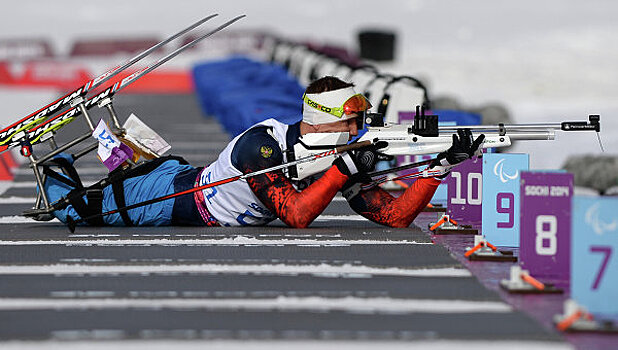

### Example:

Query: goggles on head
xmin=302 ymin=93 xmax=372 ymax=119
xmin=302 ymin=86 xmax=372 ymax=126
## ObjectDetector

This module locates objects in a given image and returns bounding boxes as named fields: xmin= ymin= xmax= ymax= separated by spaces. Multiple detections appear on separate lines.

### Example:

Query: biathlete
xmin=44 ymin=76 xmax=484 ymax=228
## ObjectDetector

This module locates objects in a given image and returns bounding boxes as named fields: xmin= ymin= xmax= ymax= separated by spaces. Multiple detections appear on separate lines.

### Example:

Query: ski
xmin=0 ymin=13 xmax=219 ymax=151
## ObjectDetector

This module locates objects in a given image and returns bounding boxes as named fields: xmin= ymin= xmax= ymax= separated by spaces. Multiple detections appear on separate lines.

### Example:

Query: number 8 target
xmin=535 ymin=215 xmax=557 ymax=256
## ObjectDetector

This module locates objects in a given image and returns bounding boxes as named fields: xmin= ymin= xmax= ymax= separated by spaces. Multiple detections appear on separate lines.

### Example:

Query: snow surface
xmin=0 ymin=0 xmax=616 ymax=169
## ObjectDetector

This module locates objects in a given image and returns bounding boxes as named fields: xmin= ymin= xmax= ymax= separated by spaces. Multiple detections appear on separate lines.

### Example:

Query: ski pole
xmin=65 ymin=140 xmax=373 ymax=232
xmin=0 ymin=13 xmax=219 ymax=150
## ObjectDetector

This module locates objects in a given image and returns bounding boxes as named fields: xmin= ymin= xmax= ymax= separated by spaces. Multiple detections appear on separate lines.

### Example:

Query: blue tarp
xmin=192 ymin=56 xmax=304 ymax=136
xmin=192 ymin=56 xmax=481 ymax=137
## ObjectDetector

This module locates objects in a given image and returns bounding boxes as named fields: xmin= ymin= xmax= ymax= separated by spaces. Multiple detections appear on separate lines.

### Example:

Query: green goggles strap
xmin=302 ymin=94 xmax=345 ymax=118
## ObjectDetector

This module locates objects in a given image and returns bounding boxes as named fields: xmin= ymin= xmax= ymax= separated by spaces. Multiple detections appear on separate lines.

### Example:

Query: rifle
xmin=358 ymin=108 xmax=602 ymax=161
xmin=287 ymin=108 xmax=602 ymax=181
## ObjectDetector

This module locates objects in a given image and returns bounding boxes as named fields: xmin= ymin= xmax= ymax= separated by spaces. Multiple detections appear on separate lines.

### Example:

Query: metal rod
xmin=33 ymin=132 xmax=91 ymax=165
xmin=77 ymin=103 xmax=95 ymax=131
xmin=437 ymin=130 xmax=555 ymax=140
xmin=503 ymin=131 xmax=555 ymax=140
xmin=28 ymin=154 xmax=50 ymax=207
xmin=438 ymin=123 xmax=562 ymax=131
xmin=104 ymin=102 xmax=123 ymax=131
xmin=48 ymin=135 xmax=58 ymax=150
xmin=73 ymin=142 xmax=99 ymax=160
xmin=34 ymin=176 xmax=43 ymax=209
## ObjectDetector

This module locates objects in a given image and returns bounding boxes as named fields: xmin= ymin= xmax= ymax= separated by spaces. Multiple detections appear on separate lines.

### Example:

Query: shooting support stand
xmin=500 ymin=265 xmax=563 ymax=294
xmin=464 ymin=235 xmax=517 ymax=262
xmin=21 ymin=97 xmax=140 ymax=221
xmin=554 ymin=299 xmax=618 ymax=333
xmin=429 ymin=214 xmax=478 ymax=235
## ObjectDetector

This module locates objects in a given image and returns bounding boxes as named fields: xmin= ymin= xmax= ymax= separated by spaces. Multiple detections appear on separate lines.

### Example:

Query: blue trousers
xmin=45 ymin=159 xmax=194 ymax=226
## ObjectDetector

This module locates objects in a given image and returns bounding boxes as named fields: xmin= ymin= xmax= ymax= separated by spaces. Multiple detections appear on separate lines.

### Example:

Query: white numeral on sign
xmin=468 ymin=173 xmax=482 ymax=205
xmin=451 ymin=172 xmax=482 ymax=205
xmin=535 ymin=215 xmax=557 ymax=256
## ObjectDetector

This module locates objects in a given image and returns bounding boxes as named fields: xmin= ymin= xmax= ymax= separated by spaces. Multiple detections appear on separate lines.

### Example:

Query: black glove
xmin=430 ymin=129 xmax=485 ymax=177
xmin=334 ymin=141 xmax=388 ymax=179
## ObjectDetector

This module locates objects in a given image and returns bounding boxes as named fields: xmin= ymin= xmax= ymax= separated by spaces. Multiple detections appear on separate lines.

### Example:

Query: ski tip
xmin=66 ymin=216 xmax=77 ymax=233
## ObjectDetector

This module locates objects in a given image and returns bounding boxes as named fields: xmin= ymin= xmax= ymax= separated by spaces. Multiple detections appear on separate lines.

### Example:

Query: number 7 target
xmin=590 ymin=246 xmax=612 ymax=290
xmin=572 ymin=196 xmax=618 ymax=315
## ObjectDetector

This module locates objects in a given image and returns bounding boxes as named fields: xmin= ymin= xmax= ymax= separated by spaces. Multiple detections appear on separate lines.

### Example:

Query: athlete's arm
xmin=345 ymin=177 xmax=441 ymax=228
xmin=232 ymin=128 xmax=348 ymax=228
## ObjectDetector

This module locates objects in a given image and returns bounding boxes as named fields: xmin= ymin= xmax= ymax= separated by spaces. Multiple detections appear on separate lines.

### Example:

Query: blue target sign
xmin=572 ymin=196 xmax=618 ymax=316
xmin=481 ymin=153 xmax=529 ymax=247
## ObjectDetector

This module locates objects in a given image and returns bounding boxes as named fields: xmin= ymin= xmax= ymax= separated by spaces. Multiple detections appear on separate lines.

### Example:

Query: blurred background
xmin=0 ymin=0 xmax=616 ymax=169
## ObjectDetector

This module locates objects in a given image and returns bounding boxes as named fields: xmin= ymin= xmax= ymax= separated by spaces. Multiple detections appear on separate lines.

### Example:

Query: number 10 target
xmin=447 ymin=156 xmax=483 ymax=224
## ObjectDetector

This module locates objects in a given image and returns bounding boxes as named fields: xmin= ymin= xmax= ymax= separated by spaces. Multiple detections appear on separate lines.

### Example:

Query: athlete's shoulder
xmin=231 ymin=126 xmax=283 ymax=172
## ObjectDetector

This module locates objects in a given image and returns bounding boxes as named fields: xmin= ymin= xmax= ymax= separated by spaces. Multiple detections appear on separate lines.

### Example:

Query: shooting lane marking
xmin=0 ymin=296 xmax=511 ymax=313
xmin=0 ymin=264 xmax=471 ymax=277
xmin=0 ymin=237 xmax=431 ymax=246
xmin=0 ymin=196 xmax=36 ymax=203
xmin=0 ymin=215 xmax=60 ymax=224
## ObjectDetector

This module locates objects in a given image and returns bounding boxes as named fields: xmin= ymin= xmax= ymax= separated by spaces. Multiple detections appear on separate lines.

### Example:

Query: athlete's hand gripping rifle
xmin=358 ymin=108 xmax=602 ymax=158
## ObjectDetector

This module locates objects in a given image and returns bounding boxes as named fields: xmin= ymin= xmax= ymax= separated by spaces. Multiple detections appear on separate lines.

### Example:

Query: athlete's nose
xmin=348 ymin=118 xmax=358 ymax=138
